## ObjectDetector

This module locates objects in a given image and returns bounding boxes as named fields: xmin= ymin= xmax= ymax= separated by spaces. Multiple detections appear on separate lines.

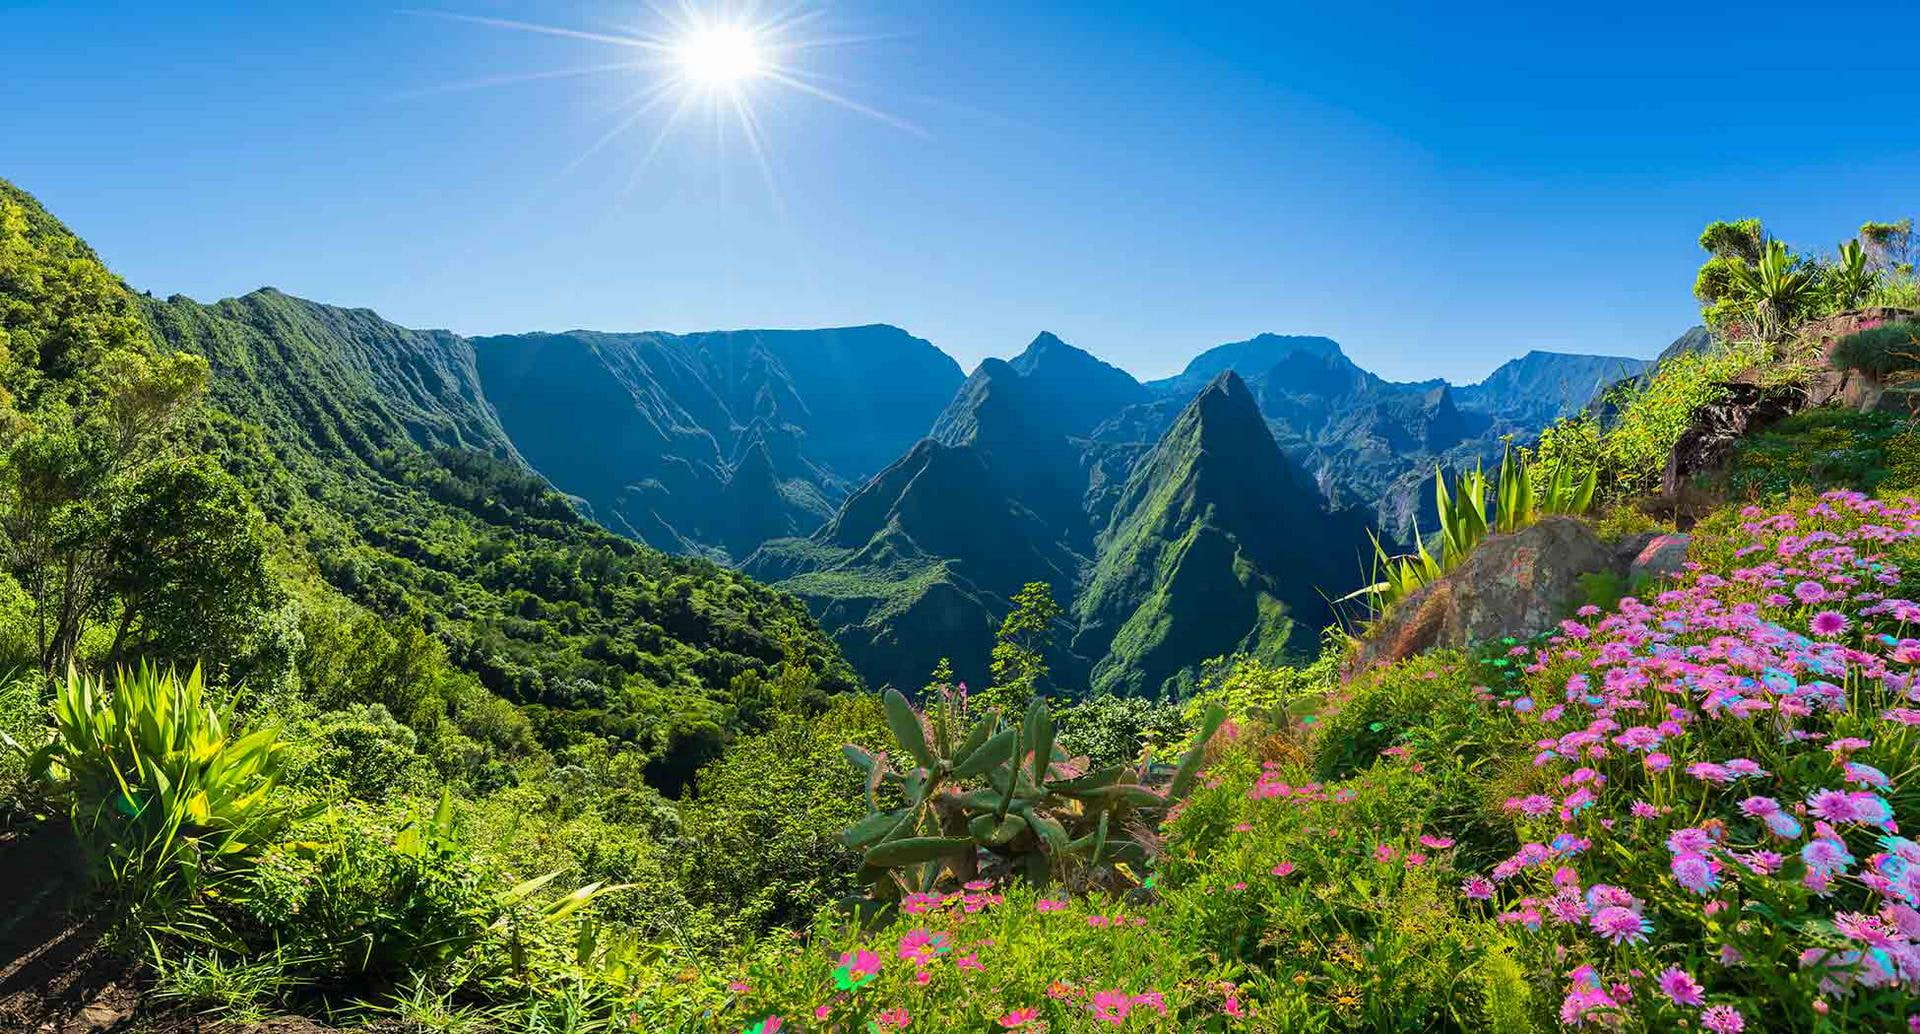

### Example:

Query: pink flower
xmin=958 ymin=953 xmax=985 ymax=973
xmin=1591 ymin=905 xmax=1652 ymax=945
xmin=1035 ymin=898 xmax=1068 ymax=912
xmin=875 ymin=1007 xmax=911 ymax=1029
xmin=1091 ymin=989 xmax=1132 ymax=1024
xmin=997 ymin=1008 xmax=1039 ymax=1029
xmin=1702 ymin=1004 xmax=1745 ymax=1033
xmin=1462 ymin=876 xmax=1496 ymax=900
xmin=1419 ymin=834 xmax=1456 ymax=849
xmin=1811 ymin=610 xmax=1851 ymax=637
xmin=1271 ymin=861 xmax=1296 ymax=877
xmin=1373 ymin=843 xmax=1397 ymax=863
xmin=1657 ymin=966 xmax=1704 ymax=1006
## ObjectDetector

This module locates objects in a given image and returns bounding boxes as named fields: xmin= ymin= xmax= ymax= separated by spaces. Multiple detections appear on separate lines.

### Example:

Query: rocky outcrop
xmin=1658 ymin=378 xmax=1802 ymax=499
xmin=1353 ymin=518 xmax=1642 ymax=671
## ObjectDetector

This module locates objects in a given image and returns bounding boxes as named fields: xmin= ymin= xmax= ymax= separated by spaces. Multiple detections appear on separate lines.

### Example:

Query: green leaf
xmin=883 ymin=688 xmax=935 ymax=769
xmin=1168 ymin=703 xmax=1227 ymax=801
xmin=864 ymin=836 xmax=975 ymax=868
xmin=1022 ymin=697 xmax=1054 ymax=785
xmin=953 ymin=728 xmax=1018 ymax=777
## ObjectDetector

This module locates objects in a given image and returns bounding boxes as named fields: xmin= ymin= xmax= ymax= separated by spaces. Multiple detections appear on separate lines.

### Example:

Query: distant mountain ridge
xmin=747 ymin=334 xmax=1380 ymax=695
xmin=470 ymin=326 xmax=963 ymax=562
xmin=127 ymin=278 xmax=1651 ymax=698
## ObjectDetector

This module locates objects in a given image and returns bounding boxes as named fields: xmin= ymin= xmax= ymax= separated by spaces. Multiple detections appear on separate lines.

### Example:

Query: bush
xmin=1721 ymin=408 xmax=1913 ymax=498
xmin=1055 ymin=693 xmax=1191 ymax=769
xmin=19 ymin=665 xmax=299 ymax=921
xmin=1831 ymin=321 xmax=1920 ymax=379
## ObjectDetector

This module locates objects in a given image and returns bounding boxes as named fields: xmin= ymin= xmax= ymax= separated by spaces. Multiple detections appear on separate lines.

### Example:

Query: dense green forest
xmin=8 ymin=173 xmax=1920 ymax=1033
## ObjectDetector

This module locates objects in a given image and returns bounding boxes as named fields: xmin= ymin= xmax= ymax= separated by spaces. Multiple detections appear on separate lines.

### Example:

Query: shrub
xmin=1721 ymin=408 xmax=1913 ymax=498
xmin=1055 ymin=693 xmax=1191 ymax=770
xmin=842 ymin=688 xmax=1226 ymax=896
xmin=17 ymin=664 xmax=299 ymax=921
xmin=1831 ymin=321 xmax=1920 ymax=380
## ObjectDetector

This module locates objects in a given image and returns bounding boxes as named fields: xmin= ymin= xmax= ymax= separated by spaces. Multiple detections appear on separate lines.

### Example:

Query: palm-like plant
xmin=1826 ymin=239 xmax=1879 ymax=310
xmin=1725 ymin=238 xmax=1817 ymax=341
xmin=1348 ymin=446 xmax=1596 ymax=612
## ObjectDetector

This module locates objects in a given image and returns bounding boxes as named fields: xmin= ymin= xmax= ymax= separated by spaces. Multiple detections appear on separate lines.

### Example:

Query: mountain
xmin=1073 ymin=372 xmax=1371 ymax=695
xmin=1144 ymin=333 xmax=1348 ymax=395
xmin=744 ymin=333 xmax=1125 ymax=691
xmin=469 ymin=326 xmax=963 ymax=562
xmin=1130 ymin=337 xmax=1651 ymax=541
xmin=751 ymin=335 xmax=1376 ymax=694
xmin=139 ymin=285 xmax=857 ymax=791
xmin=1454 ymin=350 xmax=1654 ymax=428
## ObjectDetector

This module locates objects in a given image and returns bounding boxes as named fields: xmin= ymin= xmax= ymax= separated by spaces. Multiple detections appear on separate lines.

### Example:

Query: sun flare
xmin=414 ymin=4 xmax=921 ymax=194
xmin=673 ymin=24 xmax=766 ymax=87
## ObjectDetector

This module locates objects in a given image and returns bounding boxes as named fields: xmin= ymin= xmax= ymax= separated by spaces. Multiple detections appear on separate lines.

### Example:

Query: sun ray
xmin=762 ymin=69 xmax=926 ymax=137
xmin=394 ymin=62 xmax=649 ymax=99
xmin=412 ymin=3 xmax=927 ymax=194
xmin=403 ymin=9 xmax=669 ymax=52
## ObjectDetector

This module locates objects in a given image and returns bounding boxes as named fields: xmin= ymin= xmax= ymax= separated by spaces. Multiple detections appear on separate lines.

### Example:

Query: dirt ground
xmin=0 ymin=830 xmax=359 ymax=1034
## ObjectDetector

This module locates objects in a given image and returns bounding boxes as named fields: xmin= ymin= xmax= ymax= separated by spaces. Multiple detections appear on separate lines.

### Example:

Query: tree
xmin=983 ymin=581 xmax=1061 ymax=711
xmin=1861 ymin=219 xmax=1914 ymax=275
xmin=103 ymin=456 xmax=274 ymax=669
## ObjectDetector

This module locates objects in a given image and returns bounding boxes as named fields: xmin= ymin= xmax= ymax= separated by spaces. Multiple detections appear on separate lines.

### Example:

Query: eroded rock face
xmin=1353 ymin=517 xmax=1623 ymax=671
xmin=1659 ymin=379 xmax=1801 ymax=498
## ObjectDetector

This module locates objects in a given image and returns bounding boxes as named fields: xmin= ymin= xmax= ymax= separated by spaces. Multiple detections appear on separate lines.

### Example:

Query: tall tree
xmin=984 ymin=581 xmax=1061 ymax=711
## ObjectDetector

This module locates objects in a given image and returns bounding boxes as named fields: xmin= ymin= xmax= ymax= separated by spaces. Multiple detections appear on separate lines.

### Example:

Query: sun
xmin=673 ymin=24 xmax=766 ymax=87
xmin=413 ymin=4 xmax=923 ymax=192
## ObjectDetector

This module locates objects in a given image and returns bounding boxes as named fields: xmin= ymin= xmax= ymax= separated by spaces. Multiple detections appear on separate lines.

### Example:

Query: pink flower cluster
xmin=1463 ymin=492 xmax=1920 ymax=1024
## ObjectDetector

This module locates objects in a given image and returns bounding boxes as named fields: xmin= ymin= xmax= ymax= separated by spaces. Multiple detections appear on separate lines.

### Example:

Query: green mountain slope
xmin=469 ymin=326 xmax=963 ymax=562
xmin=1073 ymin=371 xmax=1370 ymax=695
xmin=139 ymin=286 xmax=856 ymax=791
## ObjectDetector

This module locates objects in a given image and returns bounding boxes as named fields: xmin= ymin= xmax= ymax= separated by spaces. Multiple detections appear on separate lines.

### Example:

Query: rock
xmin=1874 ymin=385 xmax=1920 ymax=417
xmin=1630 ymin=533 xmax=1691 ymax=582
xmin=1353 ymin=517 xmax=1615 ymax=671
xmin=1660 ymin=379 xmax=1801 ymax=497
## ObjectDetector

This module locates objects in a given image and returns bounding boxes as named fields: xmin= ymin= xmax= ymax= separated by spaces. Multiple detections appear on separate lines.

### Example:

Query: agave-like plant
xmin=1827 ymin=238 xmax=1880 ymax=310
xmin=10 ymin=664 xmax=301 ymax=919
xmin=1726 ymin=238 xmax=1817 ymax=341
xmin=1347 ymin=447 xmax=1597 ymax=612
xmin=842 ymin=686 xmax=1226 ymax=897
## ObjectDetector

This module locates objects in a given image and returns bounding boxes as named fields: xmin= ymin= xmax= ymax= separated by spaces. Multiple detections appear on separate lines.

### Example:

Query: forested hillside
xmin=0 ymin=177 xmax=853 ymax=805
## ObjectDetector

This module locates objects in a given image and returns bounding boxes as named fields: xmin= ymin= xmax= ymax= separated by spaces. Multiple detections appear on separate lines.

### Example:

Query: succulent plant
xmin=840 ymin=685 xmax=1226 ymax=898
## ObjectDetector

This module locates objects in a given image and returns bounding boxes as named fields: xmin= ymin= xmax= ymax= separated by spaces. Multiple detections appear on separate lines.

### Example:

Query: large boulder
xmin=1353 ymin=517 xmax=1621 ymax=671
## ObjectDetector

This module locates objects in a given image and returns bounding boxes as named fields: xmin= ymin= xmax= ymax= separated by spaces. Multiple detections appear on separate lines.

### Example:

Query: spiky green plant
xmin=12 ymin=664 xmax=299 ymax=921
xmin=1725 ymin=238 xmax=1817 ymax=341
xmin=842 ymin=687 xmax=1226 ymax=897
xmin=1826 ymin=238 xmax=1879 ymax=309
xmin=1347 ymin=447 xmax=1596 ymax=612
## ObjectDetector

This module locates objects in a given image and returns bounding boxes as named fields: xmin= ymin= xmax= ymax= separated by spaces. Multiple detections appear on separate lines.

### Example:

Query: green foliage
xmin=983 ymin=581 xmax=1060 ymax=712
xmin=844 ymin=687 xmax=1226 ymax=894
xmin=1825 ymin=238 xmax=1878 ymax=309
xmin=674 ymin=693 xmax=893 ymax=945
xmin=1535 ymin=338 xmax=1769 ymax=502
xmin=16 ymin=665 xmax=298 ymax=921
xmin=1355 ymin=445 xmax=1595 ymax=611
xmin=1721 ymin=408 xmax=1915 ymax=498
xmin=1831 ymin=320 xmax=1920 ymax=379
xmin=1054 ymin=693 xmax=1191 ymax=770
xmin=1184 ymin=651 xmax=1338 ymax=730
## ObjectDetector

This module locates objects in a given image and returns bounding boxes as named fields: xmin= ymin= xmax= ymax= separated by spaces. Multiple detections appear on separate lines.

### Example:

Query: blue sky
xmin=5 ymin=1 xmax=1917 ymax=382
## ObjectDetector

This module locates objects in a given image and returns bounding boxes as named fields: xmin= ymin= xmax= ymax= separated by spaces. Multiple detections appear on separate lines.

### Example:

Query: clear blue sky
xmin=5 ymin=1 xmax=1917 ymax=382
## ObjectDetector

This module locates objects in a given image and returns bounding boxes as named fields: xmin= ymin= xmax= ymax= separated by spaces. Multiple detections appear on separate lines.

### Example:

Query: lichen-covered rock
xmin=1629 ymin=532 xmax=1692 ymax=582
xmin=1353 ymin=517 xmax=1614 ymax=671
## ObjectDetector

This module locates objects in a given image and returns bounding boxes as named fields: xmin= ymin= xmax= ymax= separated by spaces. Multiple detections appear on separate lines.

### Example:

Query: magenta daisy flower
xmin=1657 ymin=966 xmax=1705 ymax=1006
xmin=1810 ymin=610 xmax=1851 ymax=637
xmin=1590 ymin=905 xmax=1652 ymax=945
